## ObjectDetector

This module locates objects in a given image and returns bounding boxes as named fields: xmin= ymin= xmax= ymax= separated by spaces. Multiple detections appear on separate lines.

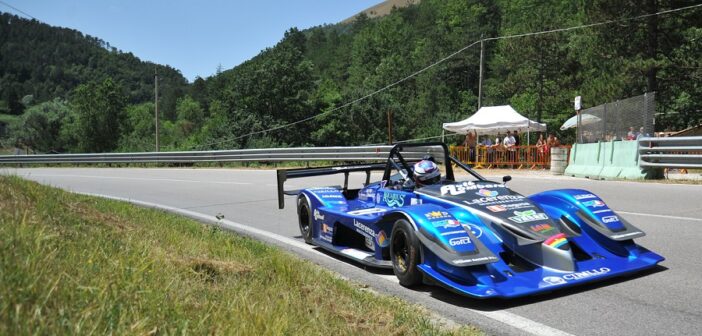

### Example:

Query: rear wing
xmin=276 ymin=163 xmax=387 ymax=209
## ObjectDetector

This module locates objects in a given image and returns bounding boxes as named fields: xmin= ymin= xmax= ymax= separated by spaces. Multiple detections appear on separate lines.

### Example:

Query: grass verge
xmin=0 ymin=176 xmax=479 ymax=335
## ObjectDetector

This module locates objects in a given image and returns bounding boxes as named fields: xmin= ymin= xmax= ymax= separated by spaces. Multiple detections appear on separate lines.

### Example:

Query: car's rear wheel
xmin=297 ymin=196 xmax=313 ymax=244
xmin=390 ymin=219 xmax=422 ymax=287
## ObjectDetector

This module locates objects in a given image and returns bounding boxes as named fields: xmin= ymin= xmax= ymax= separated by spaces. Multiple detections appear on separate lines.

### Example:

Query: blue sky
xmin=3 ymin=0 xmax=381 ymax=82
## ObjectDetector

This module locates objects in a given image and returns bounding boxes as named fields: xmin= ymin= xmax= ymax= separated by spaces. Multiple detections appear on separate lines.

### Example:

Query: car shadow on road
xmin=417 ymin=265 xmax=668 ymax=311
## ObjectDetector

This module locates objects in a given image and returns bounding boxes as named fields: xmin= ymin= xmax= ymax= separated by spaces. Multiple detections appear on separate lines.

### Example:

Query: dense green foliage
xmin=1 ymin=1 xmax=701 ymax=153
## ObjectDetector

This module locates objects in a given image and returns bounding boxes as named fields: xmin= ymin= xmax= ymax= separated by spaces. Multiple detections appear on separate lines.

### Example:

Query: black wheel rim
xmin=393 ymin=230 xmax=409 ymax=273
xmin=299 ymin=206 xmax=310 ymax=236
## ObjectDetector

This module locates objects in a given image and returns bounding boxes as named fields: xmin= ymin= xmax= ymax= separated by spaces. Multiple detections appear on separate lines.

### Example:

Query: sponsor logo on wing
xmin=601 ymin=215 xmax=619 ymax=223
xmin=463 ymin=194 xmax=525 ymax=206
xmin=382 ymin=191 xmax=405 ymax=207
xmin=313 ymin=209 xmax=325 ymax=221
xmin=476 ymin=189 xmax=498 ymax=197
xmin=582 ymin=200 xmax=606 ymax=208
xmin=449 ymin=236 xmax=471 ymax=246
xmin=508 ymin=210 xmax=548 ymax=223
xmin=433 ymin=219 xmax=461 ymax=229
xmin=486 ymin=202 xmax=532 ymax=212
xmin=353 ymin=219 xmax=376 ymax=238
xmin=574 ymin=193 xmax=597 ymax=200
xmin=530 ymin=223 xmax=555 ymax=234
xmin=542 ymin=267 xmax=611 ymax=286
xmin=440 ymin=182 xmax=504 ymax=196
xmin=425 ymin=211 xmax=451 ymax=220
xmin=453 ymin=256 xmax=498 ymax=265
xmin=544 ymin=233 xmax=569 ymax=250
xmin=321 ymin=223 xmax=333 ymax=243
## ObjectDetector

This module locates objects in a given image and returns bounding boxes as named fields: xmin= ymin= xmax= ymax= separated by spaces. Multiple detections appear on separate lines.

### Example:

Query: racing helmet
xmin=413 ymin=160 xmax=441 ymax=185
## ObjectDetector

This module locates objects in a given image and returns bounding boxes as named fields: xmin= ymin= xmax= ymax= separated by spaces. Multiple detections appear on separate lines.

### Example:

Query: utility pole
xmin=387 ymin=110 xmax=393 ymax=144
xmin=478 ymin=33 xmax=484 ymax=110
xmin=154 ymin=70 xmax=160 ymax=152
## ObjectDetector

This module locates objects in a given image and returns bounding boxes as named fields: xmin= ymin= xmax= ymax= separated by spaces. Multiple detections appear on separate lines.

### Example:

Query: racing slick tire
xmin=390 ymin=219 xmax=423 ymax=287
xmin=297 ymin=196 xmax=314 ymax=244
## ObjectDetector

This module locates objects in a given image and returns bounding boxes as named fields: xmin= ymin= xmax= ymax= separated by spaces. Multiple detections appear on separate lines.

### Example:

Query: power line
xmin=195 ymin=3 xmax=701 ymax=149
xmin=0 ymin=1 xmax=38 ymax=20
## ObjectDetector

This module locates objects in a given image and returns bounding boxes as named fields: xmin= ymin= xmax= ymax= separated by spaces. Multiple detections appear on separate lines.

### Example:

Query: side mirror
xmin=502 ymin=175 xmax=512 ymax=184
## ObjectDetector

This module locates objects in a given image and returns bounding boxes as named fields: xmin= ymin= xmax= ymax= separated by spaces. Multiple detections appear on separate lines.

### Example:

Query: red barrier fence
xmin=450 ymin=145 xmax=571 ymax=169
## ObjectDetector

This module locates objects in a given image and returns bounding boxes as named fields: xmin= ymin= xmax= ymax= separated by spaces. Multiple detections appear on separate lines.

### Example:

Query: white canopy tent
xmin=442 ymin=105 xmax=547 ymax=135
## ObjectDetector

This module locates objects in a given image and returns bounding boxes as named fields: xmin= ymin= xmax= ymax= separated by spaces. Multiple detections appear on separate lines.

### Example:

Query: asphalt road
xmin=3 ymin=167 xmax=701 ymax=336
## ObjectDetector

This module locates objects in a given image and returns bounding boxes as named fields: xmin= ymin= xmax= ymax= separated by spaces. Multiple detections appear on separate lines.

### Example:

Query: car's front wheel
xmin=390 ymin=219 xmax=423 ymax=287
xmin=297 ymin=196 xmax=313 ymax=244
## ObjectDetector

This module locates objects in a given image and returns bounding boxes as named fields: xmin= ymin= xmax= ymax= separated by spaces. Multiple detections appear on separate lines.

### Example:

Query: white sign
xmin=574 ymin=96 xmax=582 ymax=110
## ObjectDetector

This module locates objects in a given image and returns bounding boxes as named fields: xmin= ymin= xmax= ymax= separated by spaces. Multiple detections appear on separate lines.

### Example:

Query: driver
xmin=413 ymin=159 xmax=441 ymax=187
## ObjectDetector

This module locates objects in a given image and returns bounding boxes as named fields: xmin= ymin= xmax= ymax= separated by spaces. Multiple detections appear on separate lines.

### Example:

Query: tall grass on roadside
xmin=0 ymin=176 xmax=479 ymax=335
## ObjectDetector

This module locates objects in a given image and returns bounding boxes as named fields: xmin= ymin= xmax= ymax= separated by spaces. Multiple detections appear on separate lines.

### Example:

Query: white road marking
xmin=616 ymin=211 xmax=702 ymax=222
xmin=17 ymin=174 xmax=252 ymax=185
xmin=78 ymin=192 xmax=574 ymax=336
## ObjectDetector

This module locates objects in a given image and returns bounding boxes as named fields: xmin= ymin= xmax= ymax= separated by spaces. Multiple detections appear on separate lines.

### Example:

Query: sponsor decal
xmin=463 ymin=194 xmax=526 ymax=206
xmin=347 ymin=208 xmax=388 ymax=216
xmin=544 ymin=233 xmax=568 ymax=249
xmin=433 ymin=219 xmax=461 ymax=228
xmin=358 ymin=188 xmax=376 ymax=201
xmin=487 ymin=205 xmax=506 ymax=212
xmin=463 ymin=223 xmax=483 ymax=238
xmin=376 ymin=230 xmax=389 ymax=247
xmin=365 ymin=236 xmax=375 ymax=251
xmin=425 ymin=211 xmax=451 ymax=220
xmin=602 ymin=215 xmax=619 ymax=223
xmin=592 ymin=209 xmax=612 ymax=214
xmin=440 ymin=182 xmax=503 ymax=196
xmin=508 ymin=210 xmax=549 ymax=223
xmin=530 ymin=223 xmax=556 ymax=234
xmin=574 ymin=193 xmax=596 ymax=200
xmin=453 ymin=256 xmax=498 ymax=265
xmin=410 ymin=198 xmax=422 ymax=205
xmin=383 ymin=191 xmax=405 ymax=207
xmin=313 ymin=209 xmax=325 ymax=221
xmin=320 ymin=194 xmax=344 ymax=199
xmin=309 ymin=187 xmax=339 ymax=192
xmin=486 ymin=202 xmax=533 ymax=212
xmin=542 ymin=276 xmax=566 ymax=285
xmin=542 ymin=267 xmax=611 ymax=286
xmin=476 ymin=189 xmax=498 ymax=197
xmin=322 ymin=223 xmax=333 ymax=234
xmin=582 ymin=200 xmax=606 ymax=208
xmin=353 ymin=219 xmax=376 ymax=238
xmin=449 ymin=236 xmax=471 ymax=246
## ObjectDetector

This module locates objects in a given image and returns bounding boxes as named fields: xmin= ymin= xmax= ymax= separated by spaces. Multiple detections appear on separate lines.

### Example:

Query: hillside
xmin=341 ymin=0 xmax=421 ymax=24
xmin=0 ymin=12 xmax=188 ymax=116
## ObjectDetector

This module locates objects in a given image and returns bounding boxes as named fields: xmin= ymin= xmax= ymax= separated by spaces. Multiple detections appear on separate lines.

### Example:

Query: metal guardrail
xmin=638 ymin=136 xmax=702 ymax=169
xmin=0 ymin=146 xmax=446 ymax=164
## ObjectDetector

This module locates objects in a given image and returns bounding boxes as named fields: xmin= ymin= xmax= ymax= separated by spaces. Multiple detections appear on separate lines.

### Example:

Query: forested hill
xmin=196 ymin=0 xmax=701 ymax=150
xmin=0 ymin=12 xmax=187 ymax=115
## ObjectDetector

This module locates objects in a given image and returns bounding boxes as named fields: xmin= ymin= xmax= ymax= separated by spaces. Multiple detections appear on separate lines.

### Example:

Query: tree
xmin=8 ymin=99 xmax=71 ymax=152
xmin=69 ymin=78 xmax=126 ymax=152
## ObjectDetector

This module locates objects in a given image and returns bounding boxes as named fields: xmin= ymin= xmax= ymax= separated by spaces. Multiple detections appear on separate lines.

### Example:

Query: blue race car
xmin=276 ymin=142 xmax=664 ymax=299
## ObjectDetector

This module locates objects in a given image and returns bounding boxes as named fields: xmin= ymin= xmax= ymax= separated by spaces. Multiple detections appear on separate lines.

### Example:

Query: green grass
xmin=0 ymin=176 xmax=479 ymax=335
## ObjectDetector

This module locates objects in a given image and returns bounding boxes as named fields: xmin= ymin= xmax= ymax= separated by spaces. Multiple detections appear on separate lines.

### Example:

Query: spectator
xmin=636 ymin=127 xmax=646 ymax=140
xmin=504 ymin=131 xmax=516 ymax=164
xmin=626 ymin=127 xmax=636 ymax=140
xmin=513 ymin=130 xmax=520 ymax=147
xmin=536 ymin=134 xmax=546 ymax=160
xmin=463 ymin=130 xmax=477 ymax=163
